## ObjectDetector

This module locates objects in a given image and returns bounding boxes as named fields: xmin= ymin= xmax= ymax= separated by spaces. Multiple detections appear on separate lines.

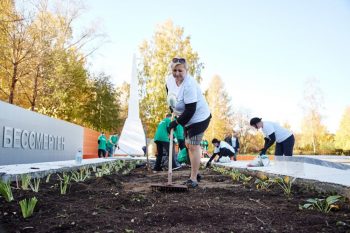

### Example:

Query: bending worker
xmin=250 ymin=117 xmax=295 ymax=156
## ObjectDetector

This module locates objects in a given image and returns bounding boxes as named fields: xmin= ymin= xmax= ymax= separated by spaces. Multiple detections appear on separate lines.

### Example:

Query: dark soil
xmin=1 ymin=165 xmax=350 ymax=233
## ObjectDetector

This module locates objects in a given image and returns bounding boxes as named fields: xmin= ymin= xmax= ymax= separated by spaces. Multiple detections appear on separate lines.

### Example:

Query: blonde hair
xmin=170 ymin=57 xmax=189 ymax=70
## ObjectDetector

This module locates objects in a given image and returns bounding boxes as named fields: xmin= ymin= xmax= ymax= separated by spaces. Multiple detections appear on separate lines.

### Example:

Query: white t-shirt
xmin=170 ymin=75 xmax=211 ymax=126
xmin=261 ymin=121 xmax=293 ymax=143
xmin=166 ymin=75 xmax=180 ymax=97
xmin=214 ymin=141 xmax=235 ymax=154
xmin=231 ymin=137 xmax=237 ymax=148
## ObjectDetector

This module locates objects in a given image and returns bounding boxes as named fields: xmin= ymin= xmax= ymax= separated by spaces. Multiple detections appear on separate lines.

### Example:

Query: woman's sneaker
xmin=183 ymin=179 xmax=198 ymax=188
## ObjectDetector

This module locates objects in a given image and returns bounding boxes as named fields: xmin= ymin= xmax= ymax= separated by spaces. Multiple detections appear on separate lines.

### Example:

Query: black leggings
xmin=98 ymin=149 xmax=106 ymax=158
xmin=154 ymin=141 xmax=177 ymax=170
xmin=275 ymin=135 xmax=295 ymax=156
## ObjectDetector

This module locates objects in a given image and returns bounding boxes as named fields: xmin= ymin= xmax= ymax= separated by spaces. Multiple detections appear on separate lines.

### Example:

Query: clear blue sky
xmin=76 ymin=0 xmax=350 ymax=133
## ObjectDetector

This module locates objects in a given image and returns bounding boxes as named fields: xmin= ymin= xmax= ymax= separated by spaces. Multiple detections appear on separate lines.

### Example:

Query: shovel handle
xmin=168 ymin=114 xmax=175 ymax=184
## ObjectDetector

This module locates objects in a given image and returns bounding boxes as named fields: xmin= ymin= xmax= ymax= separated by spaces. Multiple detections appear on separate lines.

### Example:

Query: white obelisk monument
xmin=114 ymin=54 xmax=146 ymax=156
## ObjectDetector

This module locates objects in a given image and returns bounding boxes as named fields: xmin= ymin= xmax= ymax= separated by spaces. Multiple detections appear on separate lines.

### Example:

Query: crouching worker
xmin=153 ymin=114 xmax=177 ymax=172
xmin=206 ymin=138 xmax=235 ymax=168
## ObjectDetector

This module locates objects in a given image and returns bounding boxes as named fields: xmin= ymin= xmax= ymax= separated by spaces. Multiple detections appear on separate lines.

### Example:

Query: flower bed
xmin=0 ymin=161 xmax=349 ymax=233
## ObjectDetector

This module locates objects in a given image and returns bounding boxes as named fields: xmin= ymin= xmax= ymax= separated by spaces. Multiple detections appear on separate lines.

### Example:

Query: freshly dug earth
xmin=1 ymin=165 xmax=350 ymax=233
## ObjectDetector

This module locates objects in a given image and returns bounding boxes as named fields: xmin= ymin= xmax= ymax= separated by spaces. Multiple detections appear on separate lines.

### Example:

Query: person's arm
xmin=169 ymin=102 xmax=196 ymax=129
xmin=206 ymin=152 xmax=219 ymax=166
xmin=260 ymin=133 xmax=276 ymax=155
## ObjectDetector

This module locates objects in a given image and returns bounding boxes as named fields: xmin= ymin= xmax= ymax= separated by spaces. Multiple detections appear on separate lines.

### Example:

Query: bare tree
xmin=300 ymin=78 xmax=327 ymax=154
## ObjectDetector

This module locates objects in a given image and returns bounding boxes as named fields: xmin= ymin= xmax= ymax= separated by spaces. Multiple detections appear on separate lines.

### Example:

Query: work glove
xmin=259 ymin=148 xmax=266 ymax=155
xmin=205 ymin=162 xmax=211 ymax=168
xmin=168 ymin=120 xmax=178 ymax=131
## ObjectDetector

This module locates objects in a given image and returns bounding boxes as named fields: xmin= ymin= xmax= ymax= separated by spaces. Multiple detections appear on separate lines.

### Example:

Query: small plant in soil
xmin=0 ymin=180 xmax=14 ymax=202
xmin=299 ymin=195 xmax=343 ymax=213
xmin=71 ymin=167 xmax=90 ymax=182
xmin=230 ymin=169 xmax=241 ymax=182
xmin=19 ymin=197 xmax=38 ymax=218
xmin=254 ymin=178 xmax=273 ymax=191
xmin=239 ymin=174 xmax=252 ymax=185
xmin=29 ymin=177 xmax=41 ymax=193
xmin=212 ymin=166 xmax=230 ymax=175
xmin=20 ymin=174 xmax=31 ymax=190
xmin=95 ymin=164 xmax=111 ymax=178
xmin=274 ymin=176 xmax=296 ymax=197
xmin=45 ymin=174 xmax=51 ymax=183
xmin=58 ymin=173 xmax=71 ymax=195
xmin=106 ymin=163 xmax=115 ymax=172
xmin=124 ymin=229 xmax=134 ymax=233
xmin=115 ymin=160 xmax=126 ymax=172
xmin=122 ymin=162 xmax=137 ymax=175
xmin=131 ymin=194 xmax=145 ymax=202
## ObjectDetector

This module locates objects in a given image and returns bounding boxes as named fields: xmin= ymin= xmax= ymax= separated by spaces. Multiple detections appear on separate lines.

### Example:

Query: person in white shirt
xmin=224 ymin=132 xmax=240 ymax=161
xmin=167 ymin=57 xmax=211 ymax=188
xmin=206 ymin=138 xmax=235 ymax=167
xmin=250 ymin=117 xmax=295 ymax=156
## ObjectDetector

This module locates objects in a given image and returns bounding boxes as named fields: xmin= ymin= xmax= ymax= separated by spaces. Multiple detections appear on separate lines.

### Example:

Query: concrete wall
xmin=0 ymin=101 xmax=83 ymax=165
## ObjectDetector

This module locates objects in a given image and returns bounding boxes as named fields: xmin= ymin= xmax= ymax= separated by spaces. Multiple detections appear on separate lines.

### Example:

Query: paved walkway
xmin=0 ymin=157 xmax=144 ymax=181
xmin=209 ymin=159 xmax=350 ymax=187
xmin=1 ymin=156 xmax=349 ymax=188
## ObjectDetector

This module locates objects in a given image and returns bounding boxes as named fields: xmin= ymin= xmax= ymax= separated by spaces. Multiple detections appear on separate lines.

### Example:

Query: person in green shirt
xmin=174 ymin=121 xmax=185 ymax=150
xmin=106 ymin=136 xmax=113 ymax=157
xmin=98 ymin=132 xmax=107 ymax=158
xmin=106 ymin=133 xmax=119 ymax=157
xmin=153 ymin=114 xmax=177 ymax=171
xmin=111 ymin=134 xmax=119 ymax=147
xmin=200 ymin=139 xmax=209 ymax=158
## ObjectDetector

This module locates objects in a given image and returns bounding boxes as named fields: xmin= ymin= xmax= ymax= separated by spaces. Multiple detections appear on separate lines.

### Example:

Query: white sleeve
xmin=262 ymin=122 xmax=275 ymax=138
xmin=228 ymin=145 xmax=235 ymax=153
xmin=183 ymin=81 xmax=198 ymax=104
xmin=214 ymin=147 xmax=220 ymax=154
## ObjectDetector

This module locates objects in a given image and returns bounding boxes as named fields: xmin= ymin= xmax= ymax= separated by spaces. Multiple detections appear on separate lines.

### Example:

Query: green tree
xmin=37 ymin=48 xmax=90 ymax=124
xmin=335 ymin=107 xmax=350 ymax=151
xmin=0 ymin=0 xmax=104 ymax=114
xmin=82 ymin=73 xmax=120 ymax=132
xmin=0 ymin=1 xmax=37 ymax=106
xmin=0 ymin=0 xmax=16 ymax=101
xmin=205 ymin=75 xmax=232 ymax=144
xmin=139 ymin=20 xmax=203 ymax=137
xmin=116 ymin=81 xmax=130 ymax=132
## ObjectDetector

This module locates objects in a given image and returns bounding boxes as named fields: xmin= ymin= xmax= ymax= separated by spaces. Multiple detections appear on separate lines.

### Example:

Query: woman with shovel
xmin=167 ymin=57 xmax=211 ymax=188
